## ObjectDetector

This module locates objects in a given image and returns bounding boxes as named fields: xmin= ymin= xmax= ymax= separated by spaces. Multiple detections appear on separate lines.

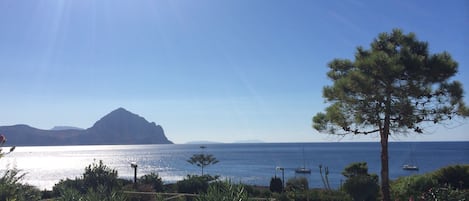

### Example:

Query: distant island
xmin=0 ymin=108 xmax=173 ymax=146
xmin=185 ymin=140 xmax=265 ymax=144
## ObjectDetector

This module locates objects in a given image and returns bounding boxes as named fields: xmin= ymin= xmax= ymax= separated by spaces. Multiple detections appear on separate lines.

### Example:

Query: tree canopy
xmin=341 ymin=162 xmax=379 ymax=201
xmin=314 ymin=29 xmax=468 ymax=136
xmin=313 ymin=28 xmax=468 ymax=201
xmin=187 ymin=154 xmax=219 ymax=175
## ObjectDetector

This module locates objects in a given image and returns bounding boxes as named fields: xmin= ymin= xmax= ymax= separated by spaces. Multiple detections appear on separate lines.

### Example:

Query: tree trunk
xmin=380 ymin=129 xmax=391 ymax=201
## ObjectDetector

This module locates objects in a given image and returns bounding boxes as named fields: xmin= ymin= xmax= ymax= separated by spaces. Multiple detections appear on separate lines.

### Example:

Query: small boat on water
xmin=295 ymin=167 xmax=311 ymax=174
xmin=402 ymin=145 xmax=419 ymax=171
xmin=295 ymin=147 xmax=311 ymax=174
xmin=402 ymin=164 xmax=419 ymax=171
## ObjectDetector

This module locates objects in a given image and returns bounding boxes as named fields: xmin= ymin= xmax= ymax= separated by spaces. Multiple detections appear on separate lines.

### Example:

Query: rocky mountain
xmin=0 ymin=108 xmax=173 ymax=146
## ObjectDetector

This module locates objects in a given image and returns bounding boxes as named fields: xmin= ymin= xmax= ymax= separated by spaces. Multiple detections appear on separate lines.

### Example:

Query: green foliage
xmin=269 ymin=177 xmax=283 ymax=193
xmin=391 ymin=174 xmax=437 ymax=200
xmin=53 ymin=160 xmax=129 ymax=200
xmin=0 ymin=135 xmax=15 ymax=160
xmin=342 ymin=175 xmax=380 ymax=201
xmin=120 ymin=172 xmax=164 ymax=201
xmin=56 ymin=187 xmax=82 ymax=201
xmin=82 ymin=159 xmax=120 ymax=193
xmin=196 ymin=180 xmax=249 ymax=201
xmin=433 ymin=164 xmax=469 ymax=189
xmin=285 ymin=177 xmax=309 ymax=192
xmin=176 ymin=174 xmax=218 ymax=194
xmin=283 ymin=178 xmax=311 ymax=201
xmin=341 ymin=162 xmax=379 ymax=201
xmin=242 ymin=184 xmax=271 ymax=198
xmin=0 ymin=168 xmax=41 ymax=201
xmin=123 ymin=183 xmax=156 ymax=201
xmin=306 ymin=189 xmax=352 ymax=201
xmin=0 ymin=138 xmax=38 ymax=201
xmin=273 ymin=189 xmax=352 ymax=201
xmin=53 ymin=178 xmax=86 ymax=195
xmin=187 ymin=154 xmax=219 ymax=175
xmin=274 ymin=193 xmax=290 ymax=201
xmin=420 ymin=184 xmax=469 ymax=201
xmin=313 ymin=28 xmax=468 ymax=201
xmin=342 ymin=162 xmax=369 ymax=178
xmin=314 ymin=28 xmax=467 ymax=135
xmin=57 ymin=185 xmax=126 ymax=201
xmin=41 ymin=190 xmax=54 ymax=200
xmin=139 ymin=172 xmax=164 ymax=192
xmin=391 ymin=164 xmax=469 ymax=200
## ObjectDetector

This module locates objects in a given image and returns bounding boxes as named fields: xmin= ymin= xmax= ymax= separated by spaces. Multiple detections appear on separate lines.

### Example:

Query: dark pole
xmin=131 ymin=162 xmax=138 ymax=184
xmin=281 ymin=168 xmax=285 ymax=189
xmin=134 ymin=166 xmax=137 ymax=183
xmin=276 ymin=167 xmax=285 ymax=190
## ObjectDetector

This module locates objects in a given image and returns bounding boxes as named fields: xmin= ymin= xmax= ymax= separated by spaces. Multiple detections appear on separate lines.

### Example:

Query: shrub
xmin=309 ymin=189 xmax=352 ymax=201
xmin=341 ymin=162 xmax=379 ymax=201
xmin=0 ymin=168 xmax=41 ymax=201
xmin=123 ymin=183 xmax=157 ymax=201
xmin=342 ymin=175 xmax=379 ymax=201
xmin=273 ymin=189 xmax=352 ymax=201
xmin=83 ymin=160 xmax=120 ymax=193
xmin=302 ymin=189 xmax=352 ymax=201
xmin=283 ymin=177 xmax=309 ymax=201
xmin=53 ymin=177 xmax=86 ymax=195
xmin=432 ymin=164 xmax=469 ymax=189
xmin=391 ymin=164 xmax=469 ymax=200
xmin=270 ymin=177 xmax=283 ymax=193
xmin=57 ymin=185 xmax=126 ymax=201
xmin=176 ymin=174 xmax=218 ymax=194
xmin=391 ymin=174 xmax=437 ymax=200
xmin=196 ymin=180 xmax=249 ymax=201
xmin=285 ymin=177 xmax=308 ymax=192
xmin=421 ymin=184 xmax=469 ymax=201
xmin=139 ymin=172 xmax=164 ymax=192
xmin=53 ymin=160 xmax=129 ymax=200
xmin=235 ymin=184 xmax=271 ymax=198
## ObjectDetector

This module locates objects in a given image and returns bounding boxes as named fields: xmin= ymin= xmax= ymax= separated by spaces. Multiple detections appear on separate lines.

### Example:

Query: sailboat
xmin=402 ymin=164 xmax=419 ymax=171
xmin=402 ymin=144 xmax=419 ymax=171
xmin=295 ymin=147 xmax=311 ymax=174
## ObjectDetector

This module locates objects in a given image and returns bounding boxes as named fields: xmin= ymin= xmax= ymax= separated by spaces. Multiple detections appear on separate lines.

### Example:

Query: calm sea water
xmin=0 ymin=142 xmax=468 ymax=190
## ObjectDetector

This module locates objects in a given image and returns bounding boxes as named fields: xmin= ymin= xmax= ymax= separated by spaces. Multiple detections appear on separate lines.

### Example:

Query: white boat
xmin=402 ymin=164 xmax=419 ymax=171
xmin=295 ymin=147 xmax=311 ymax=174
xmin=295 ymin=167 xmax=311 ymax=174
xmin=402 ymin=144 xmax=419 ymax=171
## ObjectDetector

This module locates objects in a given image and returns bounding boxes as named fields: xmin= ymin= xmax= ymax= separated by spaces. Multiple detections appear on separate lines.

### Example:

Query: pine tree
xmin=313 ymin=28 xmax=469 ymax=201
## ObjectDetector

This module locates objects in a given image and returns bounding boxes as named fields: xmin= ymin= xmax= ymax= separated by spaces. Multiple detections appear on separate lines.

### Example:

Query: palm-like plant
xmin=187 ymin=154 xmax=219 ymax=175
xmin=0 ymin=135 xmax=15 ymax=159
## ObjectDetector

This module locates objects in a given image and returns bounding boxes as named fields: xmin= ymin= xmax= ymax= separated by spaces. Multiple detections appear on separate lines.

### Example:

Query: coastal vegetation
xmin=341 ymin=162 xmax=379 ymax=201
xmin=0 ymin=136 xmax=467 ymax=200
xmin=0 ymin=157 xmax=468 ymax=200
xmin=0 ymin=168 xmax=42 ymax=201
xmin=269 ymin=177 xmax=283 ymax=193
xmin=313 ymin=28 xmax=469 ymax=201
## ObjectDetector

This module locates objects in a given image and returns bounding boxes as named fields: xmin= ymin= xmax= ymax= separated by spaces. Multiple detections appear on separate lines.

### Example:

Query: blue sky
xmin=0 ymin=0 xmax=468 ymax=143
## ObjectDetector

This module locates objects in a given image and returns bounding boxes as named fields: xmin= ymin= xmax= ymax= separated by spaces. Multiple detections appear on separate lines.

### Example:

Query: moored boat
xmin=295 ymin=167 xmax=311 ymax=174
xmin=402 ymin=164 xmax=419 ymax=171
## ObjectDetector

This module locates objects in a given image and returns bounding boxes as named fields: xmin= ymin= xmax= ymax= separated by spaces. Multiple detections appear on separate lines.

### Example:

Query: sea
xmin=0 ymin=142 xmax=468 ymax=190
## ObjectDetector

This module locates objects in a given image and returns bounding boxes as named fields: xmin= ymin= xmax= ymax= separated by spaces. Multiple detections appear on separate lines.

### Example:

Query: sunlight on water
xmin=0 ymin=143 xmax=467 ymax=190
xmin=0 ymin=144 xmax=208 ymax=190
